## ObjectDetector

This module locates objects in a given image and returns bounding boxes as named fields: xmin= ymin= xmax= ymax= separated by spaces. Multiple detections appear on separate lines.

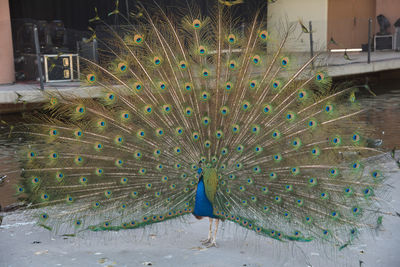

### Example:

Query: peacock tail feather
xmin=9 ymin=1 xmax=388 ymax=247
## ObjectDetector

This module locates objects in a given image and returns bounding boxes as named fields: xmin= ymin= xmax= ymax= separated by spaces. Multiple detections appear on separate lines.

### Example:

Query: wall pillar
xmin=0 ymin=0 xmax=15 ymax=84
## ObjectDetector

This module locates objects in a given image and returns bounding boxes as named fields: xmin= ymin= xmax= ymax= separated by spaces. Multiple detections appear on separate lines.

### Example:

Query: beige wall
xmin=376 ymin=0 xmax=400 ymax=34
xmin=328 ymin=0 xmax=376 ymax=49
xmin=0 ymin=0 xmax=15 ymax=84
xmin=268 ymin=0 xmax=328 ymax=52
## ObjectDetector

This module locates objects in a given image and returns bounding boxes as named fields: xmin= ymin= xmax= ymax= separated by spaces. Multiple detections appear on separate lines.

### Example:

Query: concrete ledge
xmin=328 ymin=51 xmax=400 ymax=77
xmin=0 ymin=82 xmax=103 ymax=103
xmin=0 ymin=51 xmax=399 ymax=111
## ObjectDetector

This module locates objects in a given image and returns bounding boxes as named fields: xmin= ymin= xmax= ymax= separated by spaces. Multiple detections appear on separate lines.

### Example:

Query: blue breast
xmin=193 ymin=178 xmax=217 ymax=218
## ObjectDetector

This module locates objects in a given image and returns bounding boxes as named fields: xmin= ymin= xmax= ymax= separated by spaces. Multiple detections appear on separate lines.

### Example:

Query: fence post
xmin=125 ymin=0 xmax=130 ymax=24
xmin=309 ymin=21 xmax=314 ymax=69
xmin=33 ymin=25 xmax=44 ymax=90
xmin=93 ymin=38 xmax=98 ymax=63
xmin=368 ymin=18 xmax=372 ymax=64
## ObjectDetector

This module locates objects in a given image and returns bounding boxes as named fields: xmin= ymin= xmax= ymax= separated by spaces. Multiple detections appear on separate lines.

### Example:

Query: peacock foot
xmin=206 ymin=240 xmax=218 ymax=248
xmin=201 ymin=237 xmax=212 ymax=245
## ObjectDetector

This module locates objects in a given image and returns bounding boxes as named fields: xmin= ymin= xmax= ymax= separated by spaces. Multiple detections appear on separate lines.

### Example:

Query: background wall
xmin=327 ymin=0 xmax=376 ymax=49
xmin=376 ymin=0 xmax=400 ymax=34
xmin=267 ymin=0 xmax=328 ymax=52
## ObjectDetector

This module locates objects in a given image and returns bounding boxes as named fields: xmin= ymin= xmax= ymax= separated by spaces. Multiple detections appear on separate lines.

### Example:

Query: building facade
xmin=268 ymin=0 xmax=400 ymax=51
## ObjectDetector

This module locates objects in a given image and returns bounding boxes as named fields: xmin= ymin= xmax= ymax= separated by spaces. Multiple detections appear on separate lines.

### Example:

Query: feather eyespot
xmin=66 ymin=195 xmax=74 ymax=203
xmin=285 ymin=111 xmax=296 ymax=122
xmin=249 ymin=80 xmax=257 ymax=89
xmin=311 ymin=147 xmax=320 ymax=156
xmin=159 ymin=82 xmax=166 ymax=90
xmin=153 ymin=56 xmax=162 ymax=66
xmin=271 ymin=130 xmax=280 ymax=139
xmin=49 ymin=97 xmax=58 ymax=106
xmin=75 ymin=105 xmax=86 ymax=114
xmin=175 ymin=127 xmax=184 ymax=136
xmin=200 ymin=91 xmax=210 ymax=101
xmin=315 ymin=72 xmax=325 ymax=81
xmin=142 ymin=105 xmax=152 ymax=115
xmin=40 ymin=213 xmax=49 ymax=220
xmin=371 ymin=170 xmax=381 ymax=179
xmin=236 ymin=145 xmax=244 ymax=152
xmin=202 ymin=116 xmax=210 ymax=126
xmin=96 ymin=168 xmax=104 ymax=176
xmin=184 ymin=82 xmax=192 ymax=91
xmin=262 ymin=187 xmax=269 ymax=194
xmin=352 ymin=207 xmax=361 ymax=216
xmin=133 ymin=34 xmax=143 ymax=44
xmin=216 ymin=130 xmax=223 ymax=139
xmin=162 ymin=104 xmax=172 ymax=114
xmin=252 ymin=55 xmax=261 ymax=65
xmin=115 ymin=159 xmax=124 ymax=167
xmin=307 ymin=119 xmax=317 ymax=128
xmin=118 ymin=62 xmax=127 ymax=72
xmin=32 ymin=177 xmax=40 ymax=184
xmin=280 ymin=57 xmax=289 ymax=67
xmin=271 ymin=80 xmax=281 ymax=90
xmin=41 ymin=193 xmax=49 ymax=201
xmin=242 ymin=100 xmax=251 ymax=111
xmin=179 ymin=60 xmax=187 ymax=69
xmin=352 ymin=133 xmax=361 ymax=142
xmin=228 ymin=60 xmax=237 ymax=69
xmin=198 ymin=46 xmax=206 ymax=55
xmin=273 ymin=154 xmax=282 ymax=162
xmin=49 ymin=129 xmax=58 ymax=137
xmin=227 ymin=33 xmax=236 ymax=44
xmin=114 ymin=135 xmax=124 ymax=145
xmin=250 ymin=124 xmax=260 ymax=134
xmin=86 ymin=74 xmax=96 ymax=83
xmin=259 ymin=30 xmax=269 ymax=40
xmin=174 ymin=147 xmax=181 ymax=154
xmin=232 ymin=124 xmax=240 ymax=133
xmin=155 ymin=128 xmax=164 ymax=137
xmin=262 ymin=104 xmax=272 ymax=114
xmin=133 ymin=82 xmax=142 ymax=91
xmin=192 ymin=132 xmax=199 ymax=141
xmin=291 ymin=167 xmax=300 ymax=175
xmin=253 ymin=165 xmax=261 ymax=173
xmin=298 ymin=89 xmax=307 ymax=100
xmin=254 ymin=145 xmax=263 ymax=153
xmin=185 ymin=107 xmax=193 ymax=117
xmin=297 ymin=199 xmax=304 ymax=206
xmin=220 ymin=106 xmax=229 ymax=115
xmin=192 ymin=19 xmax=202 ymax=29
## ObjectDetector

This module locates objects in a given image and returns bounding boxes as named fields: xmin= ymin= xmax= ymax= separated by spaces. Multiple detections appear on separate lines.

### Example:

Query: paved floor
xmin=0 ymin=154 xmax=399 ymax=267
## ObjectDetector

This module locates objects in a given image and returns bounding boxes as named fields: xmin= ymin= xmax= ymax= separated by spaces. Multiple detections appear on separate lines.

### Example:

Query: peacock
xmin=3 ymin=0 xmax=391 ymax=250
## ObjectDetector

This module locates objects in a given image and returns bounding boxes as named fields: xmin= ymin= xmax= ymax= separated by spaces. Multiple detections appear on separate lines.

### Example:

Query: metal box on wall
xmin=43 ymin=54 xmax=80 ymax=82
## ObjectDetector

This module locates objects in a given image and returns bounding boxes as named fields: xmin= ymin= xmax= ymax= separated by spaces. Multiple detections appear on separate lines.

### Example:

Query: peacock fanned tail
xmin=12 ymin=2 xmax=387 ymax=247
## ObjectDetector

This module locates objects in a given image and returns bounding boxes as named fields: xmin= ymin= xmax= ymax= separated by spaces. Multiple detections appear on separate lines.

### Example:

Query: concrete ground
xmin=0 ymin=156 xmax=399 ymax=267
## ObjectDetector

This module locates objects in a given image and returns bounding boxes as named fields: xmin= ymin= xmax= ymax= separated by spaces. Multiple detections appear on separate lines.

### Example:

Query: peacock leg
xmin=201 ymin=217 xmax=213 ymax=245
xmin=206 ymin=219 xmax=219 ymax=248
